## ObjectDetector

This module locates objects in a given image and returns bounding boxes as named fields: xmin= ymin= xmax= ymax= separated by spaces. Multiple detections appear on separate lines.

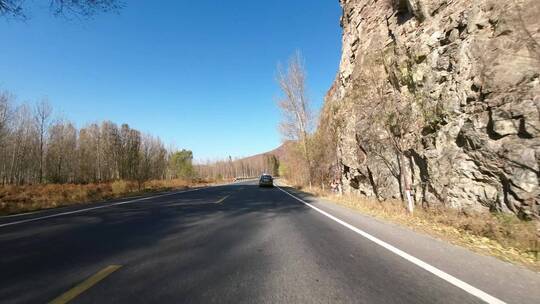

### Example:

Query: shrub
xmin=0 ymin=178 xmax=216 ymax=216
xmin=111 ymin=180 xmax=129 ymax=196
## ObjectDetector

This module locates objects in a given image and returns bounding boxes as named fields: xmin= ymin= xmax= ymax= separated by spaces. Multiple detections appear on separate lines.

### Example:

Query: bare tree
xmin=5 ymin=103 xmax=37 ymax=184
xmin=0 ymin=0 xmax=21 ymax=17
xmin=0 ymin=92 xmax=12 ymax=184
xmin=34 ymin=99 xmax=53 ymax=183
xmin=195 ymin=154 xmax=275 ymax=181
xmin=0 ymin=92 xmax=11 ymax=145
xmin=0 ymin=91 xmax=174 ymax=186
xmin=276 ymin=51 xmax=314 ymax=187
xmin=0 ymin=0 xmax=122 ymax=19
xmin=46 ymin=120 xmax=77 ymax=183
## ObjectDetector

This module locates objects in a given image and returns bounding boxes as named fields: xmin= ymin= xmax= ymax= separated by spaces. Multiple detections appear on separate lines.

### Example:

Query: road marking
xmin=49 ymin=265 xmax=122 ymax=304
xmin=276 ymin=186 xmax=506 ymax=304
xmin=0 ymin=209 xmax=45 ymax=218
xmin=165 ymin=202 xmax=203 ymax=207
xmin=0 ymin=188 xmax=205 ymax=228
xmin=163 ymin=194 xmax=231 ymax=207
xmin=214 ymin=195 xmax=230 ymax=204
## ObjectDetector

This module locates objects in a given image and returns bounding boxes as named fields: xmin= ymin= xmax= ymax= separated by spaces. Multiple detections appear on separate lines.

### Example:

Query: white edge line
xmin=0 ymin=194 xmax=149 ymax=219
xmin=275 ymin=185 xmax=506 ymax=304
xmin=0 ymin=187 xmax=210 ymax=228
xmin=0 ymin=209 xmax=45 ymax=218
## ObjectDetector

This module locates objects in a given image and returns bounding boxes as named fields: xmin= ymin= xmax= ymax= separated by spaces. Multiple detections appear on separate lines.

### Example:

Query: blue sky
xmin=0 ymin=0 xmax=342 ymax=160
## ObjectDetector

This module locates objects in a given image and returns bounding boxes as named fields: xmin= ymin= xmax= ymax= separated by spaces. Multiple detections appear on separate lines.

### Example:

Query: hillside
xmin=237 ymin=141 xmax=290 ymax=164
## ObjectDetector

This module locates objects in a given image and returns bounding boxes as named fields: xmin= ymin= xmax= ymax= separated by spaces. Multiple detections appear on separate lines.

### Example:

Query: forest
xmin=0 ymin=91 xmax=281 ymax=214
xmin=1 ymin=93 xmax=172 ymax=185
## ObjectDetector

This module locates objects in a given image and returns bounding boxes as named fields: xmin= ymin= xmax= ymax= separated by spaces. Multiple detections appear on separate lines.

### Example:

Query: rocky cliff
xmin=327 ymin=0 xmax=540 ymax=219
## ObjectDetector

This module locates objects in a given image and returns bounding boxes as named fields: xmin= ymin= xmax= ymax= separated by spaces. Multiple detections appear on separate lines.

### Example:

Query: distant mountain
xmin=195 ymin=142 xmax=293 ymax=179
xmin=238 ymin=141 xmax=292 ymax=163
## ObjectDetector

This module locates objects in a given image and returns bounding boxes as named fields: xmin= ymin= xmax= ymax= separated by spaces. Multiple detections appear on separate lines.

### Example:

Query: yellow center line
xmin=49 ymin=265 xmax=122 ymax=304
xmin=214 ymin=195 xmax=230 ymax=204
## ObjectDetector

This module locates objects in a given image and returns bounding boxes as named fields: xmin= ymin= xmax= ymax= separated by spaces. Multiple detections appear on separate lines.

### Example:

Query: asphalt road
xmin=1 ymin=181 xmax=539 ymax=303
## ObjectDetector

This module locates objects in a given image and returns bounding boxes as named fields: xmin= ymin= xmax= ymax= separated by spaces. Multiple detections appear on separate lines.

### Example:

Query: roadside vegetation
xmin=295 ymin=186 xmax=540 ymax=270
xmin=0 ymin=92 xmax=219 ymax=215
xmin=0 ymin=89 xmax=283 ymax=215
xmin=196 ymin=153 xmax=280 ymax=181
xmin=0 ymin=178 xmax=214 ymax=215
xmin=275 ymin=52 xmax=340 ymax=189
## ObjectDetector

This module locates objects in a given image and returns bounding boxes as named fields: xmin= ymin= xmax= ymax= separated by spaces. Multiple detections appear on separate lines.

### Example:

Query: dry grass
xmin=0 ymin=178 xmax=214 ymax=216
xmin=294 ymin=185 xmax=540 ymax=271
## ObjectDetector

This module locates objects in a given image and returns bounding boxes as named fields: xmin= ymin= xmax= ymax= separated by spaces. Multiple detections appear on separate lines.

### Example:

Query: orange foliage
xmin=0 ymin=179 xmax=212 ymax=215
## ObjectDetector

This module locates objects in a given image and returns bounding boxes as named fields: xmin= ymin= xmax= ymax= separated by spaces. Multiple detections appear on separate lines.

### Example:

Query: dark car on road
xmin=259 ymin=174 xmax=273 ymax=187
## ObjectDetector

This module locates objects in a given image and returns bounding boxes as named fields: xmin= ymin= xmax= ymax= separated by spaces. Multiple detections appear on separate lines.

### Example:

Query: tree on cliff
xmin=350 ymin=50 xmax=434 ymax=210
xmin=276 ymin=51 xmax=314 ymax=187
xmin=0 ymin=0 xmax=122 ymax=19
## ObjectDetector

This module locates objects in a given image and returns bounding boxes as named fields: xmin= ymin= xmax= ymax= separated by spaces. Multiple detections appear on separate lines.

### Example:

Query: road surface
xmin=1 ymin=180 xmax=539 ymax=303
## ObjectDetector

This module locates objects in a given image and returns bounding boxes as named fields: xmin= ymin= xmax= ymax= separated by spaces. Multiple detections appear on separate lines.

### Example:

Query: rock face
xmin=327 ymin=0 xmax=540 ymax=218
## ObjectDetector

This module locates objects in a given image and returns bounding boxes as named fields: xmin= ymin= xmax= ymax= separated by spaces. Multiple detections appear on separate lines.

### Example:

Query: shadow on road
xmin=0 ymin=184 xmax=310 ymax=302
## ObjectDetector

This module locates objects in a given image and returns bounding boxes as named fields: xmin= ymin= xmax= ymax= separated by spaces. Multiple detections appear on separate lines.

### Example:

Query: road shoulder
xmin=277 ymin=185 xmax=540 ymax=304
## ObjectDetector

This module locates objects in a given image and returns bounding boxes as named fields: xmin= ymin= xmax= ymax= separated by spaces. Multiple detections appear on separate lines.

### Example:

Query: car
xmin=258 ymin=174 xmax=273 ymax=187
